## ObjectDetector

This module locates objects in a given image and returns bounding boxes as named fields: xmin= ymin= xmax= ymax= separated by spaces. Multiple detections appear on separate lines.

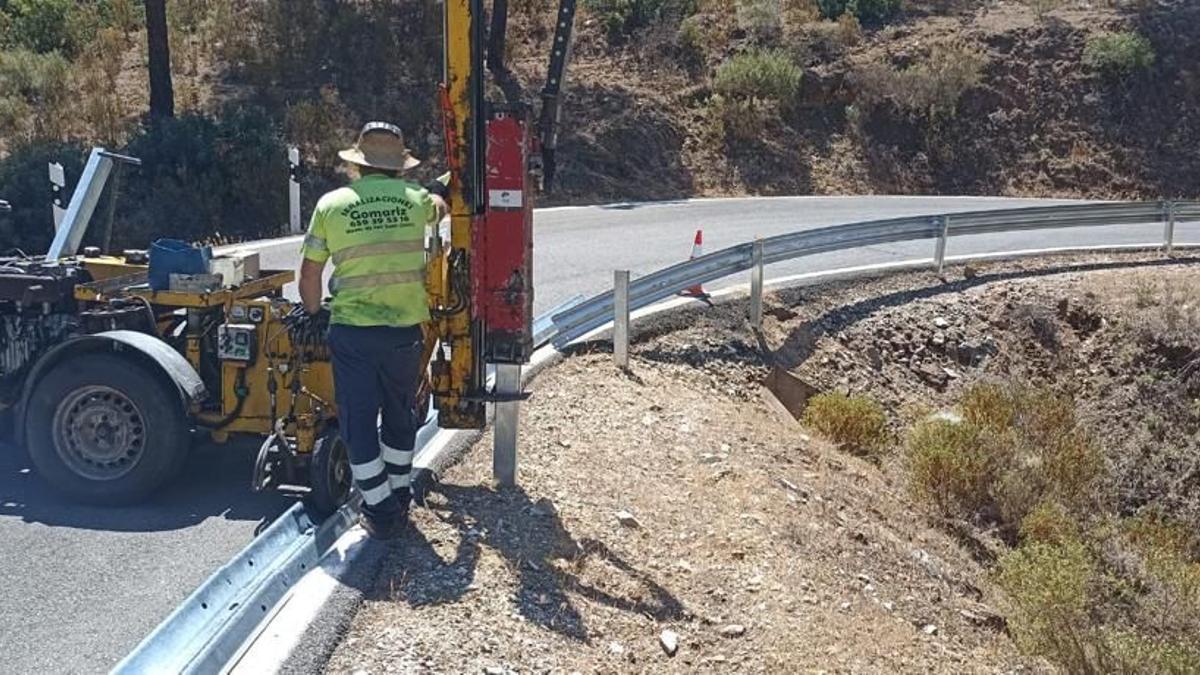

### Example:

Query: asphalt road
xmin=1 ymin=195 xmax=1184 ymax=673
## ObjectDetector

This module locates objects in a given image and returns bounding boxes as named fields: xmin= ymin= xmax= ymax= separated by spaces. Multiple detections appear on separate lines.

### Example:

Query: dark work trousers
xmin=327 ymin=323 xmax=424 ymax=517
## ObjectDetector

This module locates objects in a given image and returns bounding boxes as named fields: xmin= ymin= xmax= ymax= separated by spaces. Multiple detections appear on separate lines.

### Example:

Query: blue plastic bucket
xmin=148 ymin=239 xmax=212 ymax=290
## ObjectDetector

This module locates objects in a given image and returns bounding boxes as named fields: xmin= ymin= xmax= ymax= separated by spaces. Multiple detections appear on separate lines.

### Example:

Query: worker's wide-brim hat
xmin=338 ymin=121 xmax=422 ymax=172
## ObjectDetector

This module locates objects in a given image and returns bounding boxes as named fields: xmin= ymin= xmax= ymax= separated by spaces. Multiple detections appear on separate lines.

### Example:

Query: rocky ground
xmin=321 ymin=252 xmax=1200 ymax=673
xmin=325 ymin=354 xmax=1027 ymax=673
xmin=325 ymin=251 xmax=1199 ymax=673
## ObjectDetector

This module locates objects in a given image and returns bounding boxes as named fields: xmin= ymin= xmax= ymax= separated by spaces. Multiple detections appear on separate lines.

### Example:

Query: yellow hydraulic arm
xmin=427 ymin=0 xmax=575 ymax=430
xmin=429 ymin=0 xmax=487 ymax=429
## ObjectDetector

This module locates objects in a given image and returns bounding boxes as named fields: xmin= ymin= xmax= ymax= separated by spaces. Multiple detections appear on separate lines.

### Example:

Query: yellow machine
xmin=0 ymin=0 xmax=575 ymax=513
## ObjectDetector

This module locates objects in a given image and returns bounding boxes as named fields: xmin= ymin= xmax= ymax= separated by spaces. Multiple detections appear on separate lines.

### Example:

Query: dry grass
xmin=996 ymin=514 xmax=1200 ymax=674
xmin=995 ymin=540 xmax=1104 ymax=672
xmin=802 ymin=392 xmax=889 ymax=459
xmin=852 ymin=43 xmax=986 ymax=119
xmin=1018 ymin=500 xmax=1079 ymax=546
xmin=1103 ymin=272 xmax=1200 ymax=356
xmin=906 ymin=382 xmax=1104 ymax=536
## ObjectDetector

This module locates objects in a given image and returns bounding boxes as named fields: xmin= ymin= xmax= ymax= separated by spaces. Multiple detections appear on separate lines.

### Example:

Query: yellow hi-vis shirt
xmin=301 ymin=174 xmax=435 ymax=327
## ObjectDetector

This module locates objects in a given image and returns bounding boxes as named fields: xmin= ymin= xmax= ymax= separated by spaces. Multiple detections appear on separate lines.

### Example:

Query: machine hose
xmin=201 ymin=369 xmax=249 ymax=431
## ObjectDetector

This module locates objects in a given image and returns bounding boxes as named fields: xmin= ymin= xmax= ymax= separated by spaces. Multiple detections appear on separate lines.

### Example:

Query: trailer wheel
xmin=304 ymin=429 xmax=352 ymax=518
xmin=26 ymin=354 xmax=188 ymax=505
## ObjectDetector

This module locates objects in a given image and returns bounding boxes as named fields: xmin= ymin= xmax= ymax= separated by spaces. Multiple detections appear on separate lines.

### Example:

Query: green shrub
xmin=907 ymin=418 xmax=1000 ymax=516
xmin=1024 ymin=0 xmax=1064 ymax=19
xmin=0 ymin=0 xmax=138 ymax=56
xmin=816 ymin=0 xmax=900 ymax=25
xmin=709 ymin=94 xmax=770 ymax=144
xmin=1104 ymin=631 xmax=1200 ymax=675
xmin=853 ymin=44 xmax=986 ymax=119
xmin=115 ymin=108 xmax=289 ymax=248
xmin=1123 ymin=514 xmax=1197 ymax=559
xmin=714 ymin=49 xmax=803 ymax=105
xmin=0 ymin=139 xmax=89 ymax=254
xmin=906 ymin=383 xmax=1103 ymax=534
xmin=0 ymin=48 xmax=69 ymax=140
xmin=1019 ymin=500 xmax=1079 ymax=546
xmin=1005 ymin=391 xmax=1104 ymax=519
xmin=802 ymin=392 xmax=888 ymax=458
xmin=1083 ymin=31 xmax=1155 ymax=78
xmin=960 ymin=381 xmax=1017 ymax=432
xmin=0 ymin=0 xmax=73 ymax=54
xmin=676 ymin=14 xmax=710 ymax=65
xmin=997 ymin=541 xmax=1104 ymax=672
xmin=996 ymin=527 xmax=1200 ymax=674
xmin=737 ymin=0 xmax=782 ymax=44
xmin=583 ymin=0 xmax=697 ymax=42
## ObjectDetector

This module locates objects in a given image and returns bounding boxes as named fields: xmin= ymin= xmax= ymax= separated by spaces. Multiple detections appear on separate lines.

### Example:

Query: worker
xmin=298 ymin=122 xmax=447 ymax=540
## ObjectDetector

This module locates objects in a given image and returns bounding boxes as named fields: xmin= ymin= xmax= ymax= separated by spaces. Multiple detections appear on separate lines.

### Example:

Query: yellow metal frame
xmin=433 ymin=0 xmax=485 ymax=429
xmin=75 ymin=269 xmax=294 ymax=307
xmin=73 ymin=268 xmax=337 ymax=453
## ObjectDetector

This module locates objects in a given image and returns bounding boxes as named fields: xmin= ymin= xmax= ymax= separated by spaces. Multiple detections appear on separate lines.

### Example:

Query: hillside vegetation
xmin=0 ymin=0 xmax=1196 ymax=253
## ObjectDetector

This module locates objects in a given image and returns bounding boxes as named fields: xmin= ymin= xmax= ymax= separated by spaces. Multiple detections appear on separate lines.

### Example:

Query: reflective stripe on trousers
xmin=350 ymin=457 xmax=392 ymax=506
xmin=382 ymin=441 xmax=414 ymax=491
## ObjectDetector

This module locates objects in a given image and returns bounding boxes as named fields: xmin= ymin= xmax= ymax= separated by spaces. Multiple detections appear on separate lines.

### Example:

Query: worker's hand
xmin=430 ymin=194 xmax=448 ymax=223
xmin=285 ymin=304 xmax=329 ymax=329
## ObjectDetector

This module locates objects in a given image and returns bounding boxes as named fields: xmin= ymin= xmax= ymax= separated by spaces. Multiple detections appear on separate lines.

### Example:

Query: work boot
xmin=360 ymin=499 xmax=408 ymax=541
xmin=393 ymin=487 xmax=412 ymax=509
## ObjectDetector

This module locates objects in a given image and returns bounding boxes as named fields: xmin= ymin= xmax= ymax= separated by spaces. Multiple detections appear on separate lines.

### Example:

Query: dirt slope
xmin=325 ymin=320 xmax=1038 ymax=672
xmin=326 ymin=251 xmax=1199 ymax=673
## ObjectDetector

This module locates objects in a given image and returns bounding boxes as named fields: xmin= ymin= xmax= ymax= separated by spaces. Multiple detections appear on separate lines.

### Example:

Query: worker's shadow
xmin=372 ymin=483 xmax=686 ymax=642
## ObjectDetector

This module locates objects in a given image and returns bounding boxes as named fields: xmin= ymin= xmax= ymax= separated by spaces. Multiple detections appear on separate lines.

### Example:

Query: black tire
xmin=303 ymin=429 xmax=352 ymax=518
xmin=26 ymin=354 xmax=188 ymax=505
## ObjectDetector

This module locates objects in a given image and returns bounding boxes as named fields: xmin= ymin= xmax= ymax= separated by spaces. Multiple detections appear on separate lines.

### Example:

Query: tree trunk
xmin=145 ymin=0 xmax=174 ymax=119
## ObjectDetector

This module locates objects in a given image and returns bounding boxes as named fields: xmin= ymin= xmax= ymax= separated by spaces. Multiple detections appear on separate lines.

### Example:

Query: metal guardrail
xmin=551 ymin=200 xmax=1200 ymax=347
xmin=114 ymin=503 xmax=356 ymax=674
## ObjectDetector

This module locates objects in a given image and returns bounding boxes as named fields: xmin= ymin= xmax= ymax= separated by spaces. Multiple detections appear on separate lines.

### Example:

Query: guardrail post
xmin=493 ymin=364 xmax=521 ymax=488
xmin=614 ymin=270 xmax=630 ymax=368
xmin=750 ymin=238 xmax=764 ymax=330
xmin=288 ymin=146 xmax=302 ymax=234
xmin=1163 ymin=201 xmax=1177 ymax=256
xmin=934 ymin=215 xmax=950 ymax=276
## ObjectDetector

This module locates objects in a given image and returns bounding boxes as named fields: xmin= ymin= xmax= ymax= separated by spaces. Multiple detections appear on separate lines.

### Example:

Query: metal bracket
xmin=462 ymin=389 xmax=532 ymax=403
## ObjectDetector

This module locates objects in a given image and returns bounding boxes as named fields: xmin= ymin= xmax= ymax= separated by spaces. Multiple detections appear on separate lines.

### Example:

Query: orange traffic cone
xmin=679 ymin=229 xmax=712 ymax=302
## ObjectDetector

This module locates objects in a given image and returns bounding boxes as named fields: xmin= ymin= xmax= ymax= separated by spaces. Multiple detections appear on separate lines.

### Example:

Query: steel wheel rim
xmin=52 ymin=385 xmax=146 ymax=481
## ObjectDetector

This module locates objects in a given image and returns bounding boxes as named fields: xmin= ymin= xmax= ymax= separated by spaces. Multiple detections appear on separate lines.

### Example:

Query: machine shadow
xmin=368 ymin=483 xmax=686 ymax=642
xmin=0 ymin=436 xmax=292 ymax=532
